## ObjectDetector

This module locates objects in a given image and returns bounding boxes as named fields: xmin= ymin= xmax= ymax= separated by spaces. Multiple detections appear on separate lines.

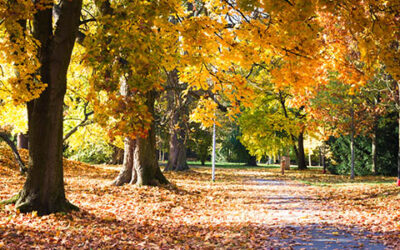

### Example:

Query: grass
xmin=187 ymin=161 xmax=281 ymax=169
xmin=266 ymin=167 xmax=396 ymax=187
xmin=184 ymin=161 xmax=397 ymax=187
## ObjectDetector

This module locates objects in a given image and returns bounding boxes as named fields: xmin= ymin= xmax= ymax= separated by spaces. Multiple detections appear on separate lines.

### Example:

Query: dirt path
xmin=253 ymin=179 xmax=387 ymax=249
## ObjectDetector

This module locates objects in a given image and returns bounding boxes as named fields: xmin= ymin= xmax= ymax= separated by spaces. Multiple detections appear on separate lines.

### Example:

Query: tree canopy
xmin=0 ymin=0 xmax=400 ymax=215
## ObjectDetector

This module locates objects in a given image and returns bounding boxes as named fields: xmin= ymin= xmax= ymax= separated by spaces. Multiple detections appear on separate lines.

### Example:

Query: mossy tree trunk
xmin=165 ymin=130 xmax=189 ymax=171
xmin=164 ymin=70 xmax=189 ymax=172
xmin=113 ymin=92 xmax=169 ymax=186
xmin=112 ymin=138 xmax=136 ymax=186
xmin=14 ymin=0 xmax=82 ymax=215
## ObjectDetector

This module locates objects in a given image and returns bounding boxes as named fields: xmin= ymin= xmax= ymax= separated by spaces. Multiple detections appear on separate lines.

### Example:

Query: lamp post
xmin=212 ymin=102 xmax=216 ymax=182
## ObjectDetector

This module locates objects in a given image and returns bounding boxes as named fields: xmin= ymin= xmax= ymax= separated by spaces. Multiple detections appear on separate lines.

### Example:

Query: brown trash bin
xmin=280 ymin=156 xmax=290 ymax=175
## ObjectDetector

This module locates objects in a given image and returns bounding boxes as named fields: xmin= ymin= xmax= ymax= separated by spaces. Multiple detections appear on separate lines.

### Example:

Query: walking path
xmin=252 ymin=179 xmax=387 ymax=249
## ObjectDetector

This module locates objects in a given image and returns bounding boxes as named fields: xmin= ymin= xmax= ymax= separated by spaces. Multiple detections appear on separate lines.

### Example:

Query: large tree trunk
xmin=396 ymin=80 xmax=400 ymax=186
xmin=164 ymin=70 xmax=189 ymax=172
xmin=165 ymin=131 xmax=189 ymax=171
xmin=14 ymin=0 xmax=82 ymax=215
xmin=296 ymin=131 xmax=307 ymax=170
xmin=112 ymin=92 xmax=169 ymax=186
xmin=398 ymin=84 xmax=400 ymax=186
xmin=134 ymin=92 xmax=169 ymax=185
xmin=112 ymin=138 xmax=135 ymax=186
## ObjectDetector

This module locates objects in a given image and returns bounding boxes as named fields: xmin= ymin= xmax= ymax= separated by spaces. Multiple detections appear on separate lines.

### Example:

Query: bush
xmin=375 ymin=112 xmax=398 ymax=175
xmin=64 ymin=141 xmax=114 ymax=164
xmin=219 ymin=128 xmax=255 ymax=164
xmin=327 ymin=136 xmax=372 ymax=176
xmin=327 ymin=113 xmax=398 ymax=176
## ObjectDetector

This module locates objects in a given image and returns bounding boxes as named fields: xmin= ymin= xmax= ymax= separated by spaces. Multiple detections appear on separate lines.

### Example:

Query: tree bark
xmin=112 ymin=92 xmax=169 ymax=186
xmin=322 ymin=142 xmax=326 ymax=174
xmin=134 ymin=92 xmax=169 ymax=185
xmin=292 ymin=144 xmax=299 ymax=164
xmin=165 ymin=131 xmax=189 ymax=171
xmin=63 ymin=104 xmax=93 ymax=143
xmin=398 ymin=81 xmax=400 ymax=185
xmin=109 ymin=144 xmax=124 ymax=165
xmin=164 ymin=70 xmax=189 ymax=172
xmin=246 ymin=155 xmax=258 ymax=166
xmin=17 ymin=133 xmax=28 ymax=149
xmin=398 ymin=114 xmax=400 ymax=184
xmin=319 ymin=147 xmax=322 ymax=166
xmin=296 ymin=131 xmax=307 ymax=170
xmin=112 ymin=138 xmax=135 ymax=186
xmin=14 ymin=0 xmax=82 ymax=215
xmin=278 ymin=90 xmax=306 ymax=170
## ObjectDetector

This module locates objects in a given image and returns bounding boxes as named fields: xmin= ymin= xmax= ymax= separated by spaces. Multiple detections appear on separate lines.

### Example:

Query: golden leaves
xmin=190 ymin=97 xmax=220 ymax=128
xmin=1 ymin=149 xmax=397 ymax=248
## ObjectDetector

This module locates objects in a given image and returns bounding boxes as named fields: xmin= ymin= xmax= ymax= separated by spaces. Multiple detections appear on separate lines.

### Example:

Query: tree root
xmin=15 ymin=196 xmax=79 ymax=215
xmin=0 ymin=192 xmax=21 ymax=205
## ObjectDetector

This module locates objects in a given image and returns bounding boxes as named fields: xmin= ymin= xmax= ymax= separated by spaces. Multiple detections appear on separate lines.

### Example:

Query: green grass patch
xmin=187 ymin=161 xmax=282 ymax=169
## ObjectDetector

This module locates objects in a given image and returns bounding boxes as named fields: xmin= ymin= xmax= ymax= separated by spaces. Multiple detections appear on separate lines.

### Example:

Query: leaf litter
xmin=0 ymin=147 xmax=398 ymax=248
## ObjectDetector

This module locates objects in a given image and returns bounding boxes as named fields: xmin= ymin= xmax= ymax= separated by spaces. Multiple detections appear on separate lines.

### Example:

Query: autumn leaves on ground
xmin=0 ymin=147 xmax=398 ymax=249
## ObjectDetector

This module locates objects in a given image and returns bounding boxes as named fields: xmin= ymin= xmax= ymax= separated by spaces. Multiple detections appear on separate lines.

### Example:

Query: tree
xmin=4 ymin=0 xmax=399 ymax=217
xmin=359 ymin=72 xmax=392 ymax=174
xmin=220 ymin=125 xmax=257 ymax=166
xmin=320 ymin=0 xmax=400 ymax=182
xmin=189 ymin=124 xmax=212 ymax=165
xmin=112 ymin=92 xmax=169 ymax=186
xmin=1 ymin=0 xmax=83 ymax=215
xmin=84 ymin=0 xmax=176 ymax=186
xmin=239 ymin=73 xmax=307 ymax=169
xmin=308 ymin=74 xmax=379 ymax=178
xmin=164 ymin=70 xmax=190 ymax=171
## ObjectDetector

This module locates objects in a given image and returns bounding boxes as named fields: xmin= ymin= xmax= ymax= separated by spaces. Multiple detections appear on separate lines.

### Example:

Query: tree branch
xmin=222 ymin=0 xmax=251 ymax=24
xmin=63 ymin=103 xmax=94 ymax=142
xmin=0 ymin=132 xmax=26 ymax=174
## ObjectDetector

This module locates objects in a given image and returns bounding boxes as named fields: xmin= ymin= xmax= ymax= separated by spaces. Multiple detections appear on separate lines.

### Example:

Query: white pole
xmin=212 ymin=118 xmax=216 ymax=182
xmin=211 ymin=79 xmax=216 ymax=182
xmin=308 ymin=137 xmax=312 ymax=167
